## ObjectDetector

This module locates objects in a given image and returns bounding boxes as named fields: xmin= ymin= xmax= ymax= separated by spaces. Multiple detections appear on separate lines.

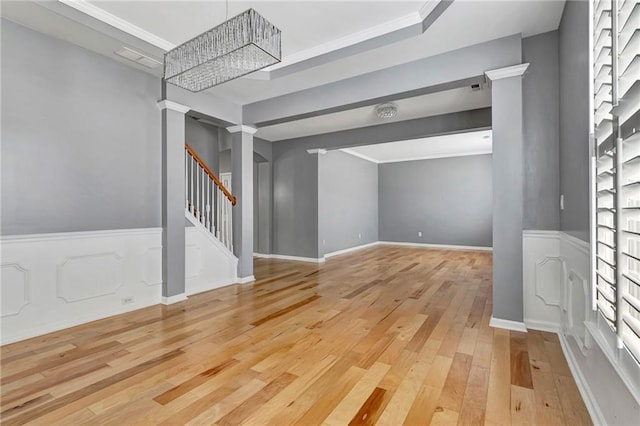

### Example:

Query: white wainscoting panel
xmin=1 ymin=263 xmax=30 ymax=317
xmin=561 ymin=233 xmax=639 ymax=421
xmin=564 ymin=269 xmax=589 ymax=354
xmin=56 ymin=252 xmax=124 ymax=302
xmin=523 ymin=230 xmax=562 ymax=332
xmin=185 ymin=227 xmax=238 ymax=296
xmin=0 ymin=229 xmax=162 ymax=345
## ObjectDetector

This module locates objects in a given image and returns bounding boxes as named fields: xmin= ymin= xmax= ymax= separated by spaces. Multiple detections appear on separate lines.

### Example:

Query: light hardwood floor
xmin=1 ymin=246 xmax=591 ymax=425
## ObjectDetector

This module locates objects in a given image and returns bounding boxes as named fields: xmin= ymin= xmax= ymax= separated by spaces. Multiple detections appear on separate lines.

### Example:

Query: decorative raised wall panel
xmin=566 ymin=269 xmax=589 ymax=353
xmin=56 ymin=252 xmax=123 ymax=302
xmin=141 ymin=247 xmax=162 ymax=286
xmin=1 ymin=264 xmax=30 ymax=317
xmin=523 ymin=231 xmax=562 ymax=332
xmin=534 ymin=256 xmax=564 ymax=306
xmin=185 ymin=244 xmax=203 ymax=279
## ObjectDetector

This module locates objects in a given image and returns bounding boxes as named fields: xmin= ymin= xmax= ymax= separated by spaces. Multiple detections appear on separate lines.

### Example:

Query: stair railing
xmin=185 ymin=143 xmax=236 ymax=252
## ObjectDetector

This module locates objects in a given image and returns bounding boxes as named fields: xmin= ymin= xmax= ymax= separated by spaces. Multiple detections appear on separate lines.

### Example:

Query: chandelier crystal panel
xmin=164 ymin=9 xmax=281 ymax=92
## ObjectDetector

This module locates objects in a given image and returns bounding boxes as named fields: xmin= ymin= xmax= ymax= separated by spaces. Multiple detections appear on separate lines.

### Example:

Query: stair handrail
xmin=185 ymin=143 xmax=236 ymax=206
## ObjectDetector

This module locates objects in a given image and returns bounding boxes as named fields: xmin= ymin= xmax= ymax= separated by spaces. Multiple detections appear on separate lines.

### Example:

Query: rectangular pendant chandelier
xmin=164 ymin=9 xmax=281 ymax=92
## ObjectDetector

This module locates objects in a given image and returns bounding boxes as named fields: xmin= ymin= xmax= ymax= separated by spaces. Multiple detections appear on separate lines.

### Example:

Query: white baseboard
xmin=558 ymin=333 xmax=606 ymax=426
xmin=254 ymin=253 xmax=325 ymax=263
xmin=489 ymin=316 xmax=528 ymax=332
xmin=378 ymin=241 xmax=493 ymax=252
xmin=255 ymin=241 xmax=491 ymax=264
xmin=161 ymin=293 xmax=187 ymax=305
xmin=324 ymin=241 xmax=380 ymax=258
xmin=187 ymin=278 xmax=239 ymax=296
xmin=0 ymin=300 xmax=159 ymax=345
xmin=237 ymin=275 xmax=256 ymax=284
xmin=525 ymin=319 xmax=560 ymax=333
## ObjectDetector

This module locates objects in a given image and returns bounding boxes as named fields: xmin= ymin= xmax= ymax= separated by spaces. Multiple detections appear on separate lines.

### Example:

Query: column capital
xmin=227 ymin=125 xmax=258 ymax=135
xmin=485 ymin=63 xmax=530 ymax=81
xmin=306 ymin=148 xmax=327 ymax=155
xmin=157 ymin=100 xmax=190 ymax=113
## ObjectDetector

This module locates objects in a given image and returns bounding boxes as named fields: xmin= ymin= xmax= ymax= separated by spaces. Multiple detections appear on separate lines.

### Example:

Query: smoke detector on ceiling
xmin=376 ymin=103 xmax=398 ymax=120
xmin=115 ymin=47 xmax=162 ymax=69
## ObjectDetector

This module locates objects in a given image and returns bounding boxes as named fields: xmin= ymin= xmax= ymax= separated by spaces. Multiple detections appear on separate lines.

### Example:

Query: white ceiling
xmin=0 ymin=1 xmax=564 ymax=141
xmin=1 ymin=1 xmax=566 ymax=105
xmin=257 ymin=85 xmax=491 ymax=141
xmin=207 ymin=0 xmax=566 ymax=104
xmin=340 ymin=129 xmax=492 ymax=163
xmin=90 ymin=1 xmax=424 ymax=56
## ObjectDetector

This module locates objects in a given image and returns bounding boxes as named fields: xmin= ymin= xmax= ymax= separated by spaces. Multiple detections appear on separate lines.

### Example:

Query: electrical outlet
xmin=560 ymin=194 xmax=565 ymax=210
xmin=358 ymin=233 xmax=362 ymax=239
xmin=323 ymin=239 xmax=326 ymax=246
xmin=418 ymin=231 xmax=422 ymax=237
xmin=122 ymin=296 xmax=134 ymax=305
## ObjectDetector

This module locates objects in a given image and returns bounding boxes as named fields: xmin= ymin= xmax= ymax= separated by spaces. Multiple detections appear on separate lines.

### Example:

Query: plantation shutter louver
xmin=593 ymin=0 xmax=640 ymax=362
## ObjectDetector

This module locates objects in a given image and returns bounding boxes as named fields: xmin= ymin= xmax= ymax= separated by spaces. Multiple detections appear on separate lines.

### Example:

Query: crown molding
xmin=59 ymin=0 xmax=176 ymax=51
xmin=226 ymin=125 xmax=258 ymax=135
xmin=485 ymin=63 xmax=530 ymax=81
xmin=60 ymin=0 xmax=449 ymax=82
xmin=306 ymin=149 xmax=327 ymax=155
xmin=418 ymin=0 xmax=441 ymax=19
xmin=378 ymin=149 xmax=493 ymax=164
xmin=339 ymin=148 xmax=379 ymax=163
xmin=157 ymin=100 xmax=190 ymax=113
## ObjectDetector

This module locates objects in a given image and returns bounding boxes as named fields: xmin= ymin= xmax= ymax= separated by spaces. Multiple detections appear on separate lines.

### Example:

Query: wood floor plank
xmin=485 ymin=328 xmax=512 ymax=426
xmin=0 ymin=247 xmax=591 ymax=425
xmin=457 ymin=365 xmax=489 ymax=425
xmin=511 ymin=384 xmax=538 ymax=426
xmin=323 ymin=361 xmax=390 ymax=426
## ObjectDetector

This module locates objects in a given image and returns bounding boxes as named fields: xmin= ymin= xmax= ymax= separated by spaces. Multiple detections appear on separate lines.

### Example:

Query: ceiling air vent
xmin=115 ymin=47 xmax=161 ymax=69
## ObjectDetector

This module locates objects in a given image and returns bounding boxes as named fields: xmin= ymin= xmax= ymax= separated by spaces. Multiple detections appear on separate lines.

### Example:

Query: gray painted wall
xmin=559 ymin=0 xmax=590 ymax=242
xmin=379 ymin=154 xmax=492 ymax=247
xmin=166 ymin=84 xmax=241 ymax=126
xmin=275 ymin=108 xmax=491 ymax=148
xmin=271 ymin=110 xmax=490 ymax=259
xmin=272 ymin=144 xmax=319 ymax=258
xmin=1 ymin=19 xmax=162 ymax=235
xmin=254 ymin=157 xmax=273 ymax=255
xmin=318 ymin=150 xmax=378 ymax=256
xmin=523 ymin=31 xmax=560 ymax=231
xmin=185 ymin=117 xmax=219 ymax=176
xmin=244 ymin=35 xmax=521 ymax=126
